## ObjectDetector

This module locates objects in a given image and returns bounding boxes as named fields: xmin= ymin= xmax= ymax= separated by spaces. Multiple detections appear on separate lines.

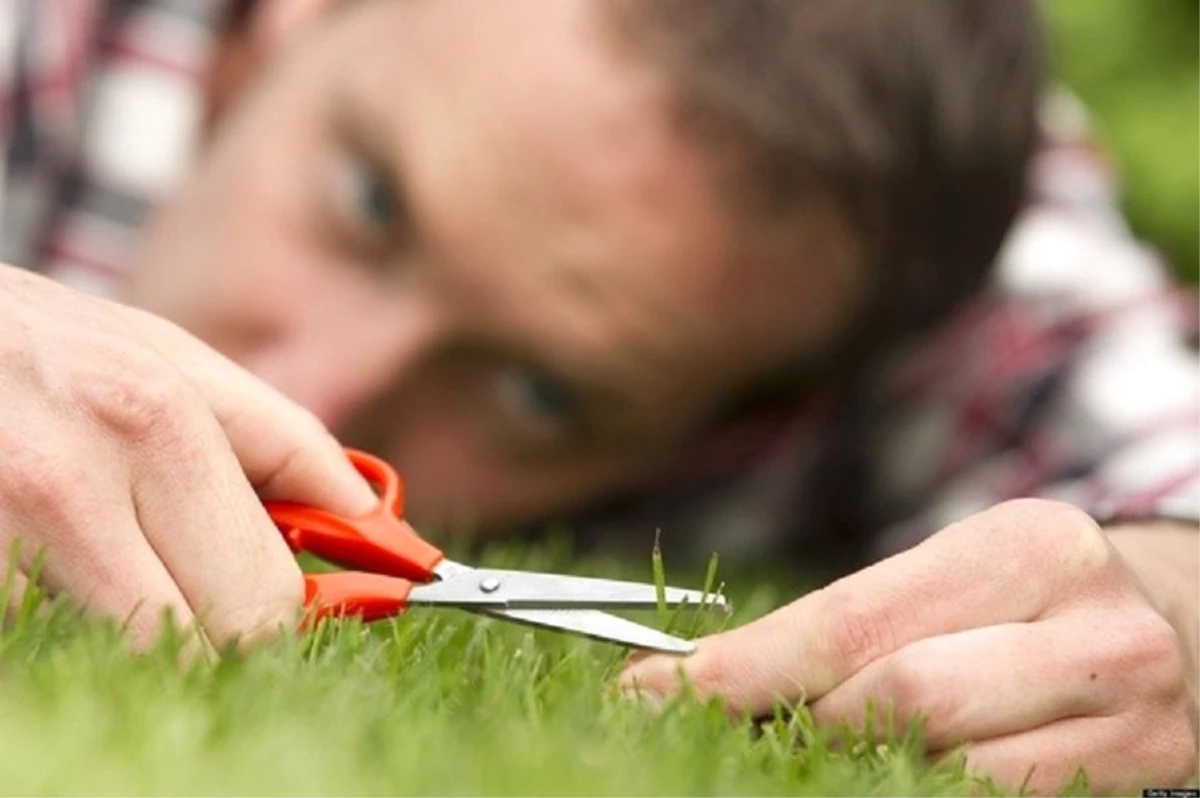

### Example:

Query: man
xmin=2 ymin=0 xmax=1196 ymax=792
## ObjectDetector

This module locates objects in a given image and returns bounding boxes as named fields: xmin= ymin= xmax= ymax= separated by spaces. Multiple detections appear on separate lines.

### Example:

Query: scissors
xmin=264 ymin=449 xmax=727 ymax=654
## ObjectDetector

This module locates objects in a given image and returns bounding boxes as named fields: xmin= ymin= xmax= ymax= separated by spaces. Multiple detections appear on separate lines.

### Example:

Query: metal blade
xmin=471 ymin=607 xmax=696 ymax=654
xmin=412 ymin=568 xmax=728 ymax=611
xmin=427 ymin=560 xmax=704 ymax=653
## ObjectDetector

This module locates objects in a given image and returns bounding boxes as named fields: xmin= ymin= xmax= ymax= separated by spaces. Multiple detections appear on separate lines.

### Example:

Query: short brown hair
xmin=605 ymin=0 xmax=1044 ymax=388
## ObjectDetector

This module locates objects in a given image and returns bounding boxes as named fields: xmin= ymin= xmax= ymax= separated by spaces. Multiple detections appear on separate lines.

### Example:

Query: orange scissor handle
xmin=302 ymin=572 xmax=415 ymax=624
xmin=265 ymin=449 xmax=445 ymax=584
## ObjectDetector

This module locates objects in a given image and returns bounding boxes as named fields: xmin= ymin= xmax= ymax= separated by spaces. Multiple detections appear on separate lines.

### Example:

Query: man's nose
xmin=238 ymin=308 xmax=440 ymax=433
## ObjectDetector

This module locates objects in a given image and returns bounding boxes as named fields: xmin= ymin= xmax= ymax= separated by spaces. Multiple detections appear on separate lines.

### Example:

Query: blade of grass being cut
xmin=687 ymin=551 xmax=728 ymax=638
xmin=650 ymin=531 xmax=695 ymax=638
xmin=651 ymin=528 xmax=667 ymax=621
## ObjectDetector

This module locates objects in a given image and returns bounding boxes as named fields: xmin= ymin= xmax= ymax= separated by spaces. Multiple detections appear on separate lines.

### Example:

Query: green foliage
xmin=0 ymin=544 xmax=1058 ymax=797
xmin=1043 ymin=0 xmax=1199 ymax=282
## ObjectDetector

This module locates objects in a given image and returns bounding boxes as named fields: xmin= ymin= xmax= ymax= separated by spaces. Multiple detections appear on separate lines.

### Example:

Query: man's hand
xmin=0 ymin=265 xmax=376 ymax=651
xmin=620 ymin=498 xmax=1199 ymax=794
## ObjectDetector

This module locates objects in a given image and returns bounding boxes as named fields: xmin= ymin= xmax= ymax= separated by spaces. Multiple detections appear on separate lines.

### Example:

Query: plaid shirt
xmin=0 ymin=0 xmax=220 ymax=292
xmin=3 ymin=1 xmax=1198 ymax=570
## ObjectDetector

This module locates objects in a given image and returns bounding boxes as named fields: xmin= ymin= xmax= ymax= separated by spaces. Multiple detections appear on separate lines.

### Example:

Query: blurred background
xmin=1042 ymin=0 xmax=1198 ymax=283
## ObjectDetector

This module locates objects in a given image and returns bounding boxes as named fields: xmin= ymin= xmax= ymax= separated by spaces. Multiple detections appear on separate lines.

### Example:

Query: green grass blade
xmin=651 ymin=528 xmax=667 ymax=621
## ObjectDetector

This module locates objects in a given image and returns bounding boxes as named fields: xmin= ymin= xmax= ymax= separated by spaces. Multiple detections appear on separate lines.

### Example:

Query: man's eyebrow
xmin=331 ymin=74 xmax=403 ymax=151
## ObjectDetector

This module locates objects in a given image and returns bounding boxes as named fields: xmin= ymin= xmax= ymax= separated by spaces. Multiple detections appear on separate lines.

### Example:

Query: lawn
xmin=0 ymin=542 xmax=1065 ymax=797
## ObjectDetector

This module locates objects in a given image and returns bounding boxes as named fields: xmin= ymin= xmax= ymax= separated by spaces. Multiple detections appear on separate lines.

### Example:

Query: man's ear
xmin=203 ymin=0 xmax=339 ymax=135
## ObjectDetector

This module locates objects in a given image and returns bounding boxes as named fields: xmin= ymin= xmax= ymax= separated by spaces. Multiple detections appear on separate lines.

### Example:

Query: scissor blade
xmin=411 ymin=568 xmax=728 ymax=611
xmin=427 ymin=560 xmax=702 ymax=653
xmin=472 ymin=607 xmax=696 ymax=654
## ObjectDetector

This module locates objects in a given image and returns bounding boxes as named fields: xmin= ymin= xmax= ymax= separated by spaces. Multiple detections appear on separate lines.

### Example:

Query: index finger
xmin=122 ymin=307 xmax=378 ymax=516
xmin=620 ymin=498 xmax=1113 ymax=716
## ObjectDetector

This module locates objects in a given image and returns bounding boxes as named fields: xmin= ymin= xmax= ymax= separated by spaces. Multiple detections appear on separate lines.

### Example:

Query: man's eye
xmin=493 ymin=367 xmax=582 ymax=447
xmin=334 ymin=151 xmax=401 ymax=238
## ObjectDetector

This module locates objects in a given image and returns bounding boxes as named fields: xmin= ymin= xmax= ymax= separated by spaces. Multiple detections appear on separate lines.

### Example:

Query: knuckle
xmin=1135 ymin=700 xmax=1199 ymax=788
xmin=1089 ymin=607 xmax=1187 ymax=708
xmin=1165 ymin=745 xmax=1200 ymax=789
xmin=685 ymin=645 xmax=730 ymax=700
xmin=1046 ymin=504 xmax=1107 ymax=566
xmin=1138 ymin=612 xmax=1184 ymax=664
xmin=253 ymin=409 xmax=346 ymax=496
xmin=1121 ymin=607 xmax=1178 ymax=657
xmin=993 ymin=498 xmax=1111 ymax=578
xmin=257 ymin=445 xmax=322 ymax=501
xmin=820 ymin=589 xmax=896 ymax=673
xmin=878 ymin=644 xmax=960 ymax=736
xmin=877 ymin=651 xmax=925 ymax=713
xmin=296 ymin=415 xmax=351 ymax=477
xmin=684 ymin=637 xmax=769 ymax=717
xmin=0 ymin=440 xmax=84 ymax=532
xmin=1123 ymin=611 xmax=1186 ymax=694
xmin=292 ymin=404 xmax=336 ymax=445
xmin=75 ymin=350 xmax=195 ymax=442
xmin=206 ymin=568 xmax=305 ymax=651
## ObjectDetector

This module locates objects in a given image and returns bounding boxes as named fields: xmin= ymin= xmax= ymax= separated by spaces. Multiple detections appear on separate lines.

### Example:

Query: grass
xmin=0 ymin=541 xmax=1072 ymax=797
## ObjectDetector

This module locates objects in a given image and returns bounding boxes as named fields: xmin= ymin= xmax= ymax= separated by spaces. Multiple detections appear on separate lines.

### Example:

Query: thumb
xmin=619 ymin=609 xmax=814 ymax=717
xmin=220 ymin=397 xmax=378 ymax=515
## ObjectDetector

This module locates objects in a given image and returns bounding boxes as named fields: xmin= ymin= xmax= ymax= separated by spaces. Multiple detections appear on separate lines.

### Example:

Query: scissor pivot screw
xmin=479 ymin=577 xmax=501 ymax=593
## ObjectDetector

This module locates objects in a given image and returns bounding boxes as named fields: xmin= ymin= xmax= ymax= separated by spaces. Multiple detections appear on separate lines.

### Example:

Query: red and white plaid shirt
xmin=1 ymin=0 xmax=218 ymax=292
xmin=3 ymin=1 xmax=1197 ymax=569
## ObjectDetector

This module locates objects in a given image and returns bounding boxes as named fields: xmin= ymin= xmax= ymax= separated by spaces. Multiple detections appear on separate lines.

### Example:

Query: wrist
xmin=1105 ymin=520 xmax=1199 ymax=707
xmin=1105 ymin=519 xmax=1198 ymax=609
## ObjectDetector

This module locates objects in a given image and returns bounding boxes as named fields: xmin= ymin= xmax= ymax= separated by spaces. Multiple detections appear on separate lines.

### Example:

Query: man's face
xmin=127 ymin=0 xmax=860 ymax=535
